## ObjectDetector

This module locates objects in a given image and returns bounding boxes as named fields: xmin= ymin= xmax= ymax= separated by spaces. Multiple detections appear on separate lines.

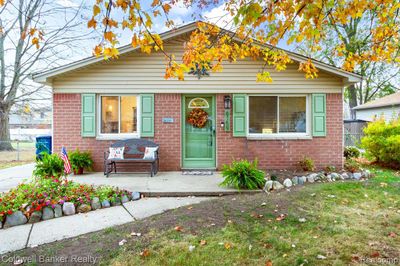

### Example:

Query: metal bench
xmin=104 ymin=139 xmax=159 ymax=177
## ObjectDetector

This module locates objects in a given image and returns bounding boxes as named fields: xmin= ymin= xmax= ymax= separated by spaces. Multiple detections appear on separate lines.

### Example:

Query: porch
xmin=69 ymin=171 xmax=262 ymax=196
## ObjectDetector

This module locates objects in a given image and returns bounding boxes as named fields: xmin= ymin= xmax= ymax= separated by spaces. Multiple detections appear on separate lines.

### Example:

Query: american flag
xmin=61 ymin=147 xmax=71 ymax=174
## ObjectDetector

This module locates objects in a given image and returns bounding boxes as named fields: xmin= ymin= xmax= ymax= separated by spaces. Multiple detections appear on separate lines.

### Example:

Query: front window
xmin=101 ymin=95 xmax=138 ymax=134
xmin=249 ymin=96 xmax=307 ymax=135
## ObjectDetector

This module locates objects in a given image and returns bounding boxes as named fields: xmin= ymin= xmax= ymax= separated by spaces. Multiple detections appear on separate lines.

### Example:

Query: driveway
xmin=0 ymin=163 xmax=35 ymax=192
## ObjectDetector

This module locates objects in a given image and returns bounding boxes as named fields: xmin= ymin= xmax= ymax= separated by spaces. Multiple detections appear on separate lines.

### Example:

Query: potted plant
xmin=69 ymin=149 xmax=93 ymax=175
xmin=33 ymin=153 xmax=65 ymax=178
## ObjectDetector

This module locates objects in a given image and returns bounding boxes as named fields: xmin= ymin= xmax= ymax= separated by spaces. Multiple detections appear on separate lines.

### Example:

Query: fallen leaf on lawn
xmin=188 ymin=245 xmax=196 ymax=252
xmin=388 ymin=232 xmax=397 ymax=238
xmin=224 ymin=242 xmax=232 ymax=250
xmin=263 ymin=243 xmax=272 ymax=249
xmin=227 ymin=220 xmax=233 ymax=224
xmin=351 ymin=255 xmax=360 ymax=262
xmin=380 ymin=182 xmax=388 ymax=188
xmin=199 ymin=240 xmax=207 ymax=246
xmin=248 ymin=244 xmax=252 ymax=250
xmin=317 ymin=254 xmax=326 ymax=260
xmin=131 ymin=232 xmax=142 ymax=237
xmin=187 ymin=206 xmax=193 ymax=210
xmin=174 ymin=226 xmax=183 ymax=232
xmin=276 ymin=214 xmax=286 ymax=221
xmin=140 ymin=249 xmax=150 ymax=257
xmin=261 ymin=202 xmax=267 ymax=206
xmin=298 ymin=218 xmax=306 ymax=223
xmin=119 ymin=239 xmax=127 ymax=246
xmin=370 ymin=251 xmax=380 ymax=258
xmin=282 ymin=254 xmax=287 ymax=257
xmin=265 ymin=259 xmax=272 ymax=266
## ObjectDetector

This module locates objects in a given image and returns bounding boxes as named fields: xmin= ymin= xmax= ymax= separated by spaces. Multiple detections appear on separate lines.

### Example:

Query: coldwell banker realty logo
xmin=1 ymin=254 xmax=99 ymax=264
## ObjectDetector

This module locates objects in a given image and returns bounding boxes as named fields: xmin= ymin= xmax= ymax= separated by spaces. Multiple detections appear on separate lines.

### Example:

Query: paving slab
xmin=0 ymin=224 xmax=32 ymax=254
xmin=28 ymin=206 xmax=133 ymax=247
xmin=124 ymin=197 xmax=210 ymax=219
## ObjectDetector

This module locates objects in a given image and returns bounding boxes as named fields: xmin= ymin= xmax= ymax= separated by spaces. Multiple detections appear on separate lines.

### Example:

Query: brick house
xmin=33 ymin=22 xmax=361 ymax=172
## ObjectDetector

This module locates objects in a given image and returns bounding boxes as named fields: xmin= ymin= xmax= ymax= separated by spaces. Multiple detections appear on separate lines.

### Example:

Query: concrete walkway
xmin=0 ymin=197 xmax=210 ymax=254
xmin=70 ymin=172 xmax=254 ymax=196
xmin=0 ymin=163 xmax=34 ymax=192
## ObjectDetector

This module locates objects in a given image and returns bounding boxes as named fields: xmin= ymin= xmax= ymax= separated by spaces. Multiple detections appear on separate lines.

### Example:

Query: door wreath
xmin=187 ymin=108 xmax=208 ymax=128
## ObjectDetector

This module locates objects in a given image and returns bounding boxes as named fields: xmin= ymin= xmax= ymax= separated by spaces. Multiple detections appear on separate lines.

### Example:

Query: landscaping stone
xmin=326 ymin=175 xmax=332 ymax=182
xmin=331 ymin=173 xmax=340 ymax=180
xmin=131 ymin=192 xmax=141 ymax=201
xmin=77 ymin=204 xmax=91 ymax=213
xmin=54 ymin=204 xmax=63 ymax=218
xmin=291 ymin=176 xmax=299 ymax=185
xmin=341 ymin=173 xmax=350 ymax=179
xmin=0 ymin=221 xmax=2 ymax=229
xmin=101 ymin=200 xmax=111 ymax=208
xmin=306 ymin=175 xmax=315 ymax=183
xmin=263 ymin=181 xmax=274 ymax=191
xmin=28 ymin=211 xmax=42 ymax=224
xmin=42 ymin=207 xmax=54 ymax=220
xmin=111 ymin=198 xmax=122 ymax=206
xmin=363 ymin=170 xmax=371 ymax=178
xmin=283 ymin=178 xmax=293 ymax=188
xmin=316 ymin=173 xmax=326 ymax=181
xmin=91 ymin=197 xmax=101 ymax=210
xmin=62 ymin=202 xmax=76 ymax=216
xmin=4 ymin=211 xmax=28 ymax=228
xmin=121 ymin=195 xmax=130 ymax=204
xmin=353 ymin=172 xmax=362 ymax=180
xmin=273 ymin=181 xmax=284 ymax=190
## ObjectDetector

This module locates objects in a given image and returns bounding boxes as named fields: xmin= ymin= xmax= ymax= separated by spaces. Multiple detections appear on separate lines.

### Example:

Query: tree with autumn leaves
xmin=0 ymin=0 xmax=90 ymax=150
xmin=0 ymin=0 xmax=399 ymax=149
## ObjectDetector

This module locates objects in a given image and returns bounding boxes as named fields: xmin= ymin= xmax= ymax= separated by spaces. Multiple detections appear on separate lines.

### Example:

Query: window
xmin=249 ymin=96 xmax=307 ymax=135
xmin=100 ymin=95 xmax=138 ymax=135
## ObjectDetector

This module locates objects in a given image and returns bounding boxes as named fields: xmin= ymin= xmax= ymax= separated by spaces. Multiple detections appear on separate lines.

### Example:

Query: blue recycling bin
xmin=36 ymin=135 xmax=52 ymax=160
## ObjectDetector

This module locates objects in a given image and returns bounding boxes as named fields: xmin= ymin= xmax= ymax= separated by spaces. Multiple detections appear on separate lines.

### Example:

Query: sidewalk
xmin=0 ymin=197 xmax=211 ymax=254
xmin=0 ymin=163 xmax=34 ymax=192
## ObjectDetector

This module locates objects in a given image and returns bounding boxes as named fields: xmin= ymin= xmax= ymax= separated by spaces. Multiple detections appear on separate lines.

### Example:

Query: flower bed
xmin=0 ymin=177 xmax=139 ymax=229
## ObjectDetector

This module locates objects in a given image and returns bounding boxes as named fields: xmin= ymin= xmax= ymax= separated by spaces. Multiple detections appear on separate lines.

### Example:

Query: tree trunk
xmin=0 ymin=105 xmax=14 ymax=151
xmin=347 ymin=84 xmax=358 ymax=120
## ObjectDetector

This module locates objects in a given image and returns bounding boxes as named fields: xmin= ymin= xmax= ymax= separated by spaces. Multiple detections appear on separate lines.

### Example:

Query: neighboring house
xmin=32 ymin=22 xmax=361 ymax=171
xmin=9 ymin=108 xmax=52 ymax=141
xmin=353 ymin=91 xmax=400 ymax=122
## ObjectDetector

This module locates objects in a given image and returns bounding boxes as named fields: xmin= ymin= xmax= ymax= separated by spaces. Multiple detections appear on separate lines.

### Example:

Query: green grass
xmin=110 ymin=169 xmax=400 ymax=266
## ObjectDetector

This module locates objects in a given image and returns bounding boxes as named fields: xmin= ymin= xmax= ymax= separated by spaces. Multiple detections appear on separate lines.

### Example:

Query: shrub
xmin=298 ymin=156 xmax=315 ymax=171
xmin=361 ymin=117 xmax=400 ymax=167
xmin=33 ymin=153 xmax=65 ymax=178
xmin=69 ymin=149 xmax=93 ymax=174
xmin=220 ymin=159 xmax=265 ymax=189
xmin=344 ymin=159 xmax=361 ymax=173
xmin=344 ymin=146 xmax=360 ymax=159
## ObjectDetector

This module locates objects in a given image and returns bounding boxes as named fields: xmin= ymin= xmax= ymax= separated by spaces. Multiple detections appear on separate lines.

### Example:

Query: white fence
xmin=10 ymin=128 xmax=51 ymax=142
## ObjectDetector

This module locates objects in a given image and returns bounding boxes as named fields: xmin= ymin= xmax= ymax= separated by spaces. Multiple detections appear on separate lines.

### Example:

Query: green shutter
xmin=81 ymin=94 xmax=96 ymax=137
xmin=312 ymin=94 xmax=326 ymax=137
xmin=233 ymin=94 xmax=247 ymax=137
xmin=140 ymin=94 xmax=154 ymax=137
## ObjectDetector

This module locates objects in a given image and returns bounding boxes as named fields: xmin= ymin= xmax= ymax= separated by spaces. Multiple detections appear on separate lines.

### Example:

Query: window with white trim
xmin=248 ymin=95 xmax=308 ymax=135
xmin=100 ymin=95 xmax=138 ymax=135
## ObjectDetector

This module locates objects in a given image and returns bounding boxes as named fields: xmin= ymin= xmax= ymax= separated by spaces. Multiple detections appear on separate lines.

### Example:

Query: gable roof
xmin=32 ymin=21 xmax=362 ymax=85
xmin=353 ymin=91 xmax=400 ymax=110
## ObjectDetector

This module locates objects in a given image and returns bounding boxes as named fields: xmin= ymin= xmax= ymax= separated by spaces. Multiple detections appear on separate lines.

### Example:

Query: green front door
xmin=182 ymin=95 xmax=216 ymax=169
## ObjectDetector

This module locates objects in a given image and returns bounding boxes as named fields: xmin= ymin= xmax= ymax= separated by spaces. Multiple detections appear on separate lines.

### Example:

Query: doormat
xmin=182 ymin=170 xmax=214 ymax=175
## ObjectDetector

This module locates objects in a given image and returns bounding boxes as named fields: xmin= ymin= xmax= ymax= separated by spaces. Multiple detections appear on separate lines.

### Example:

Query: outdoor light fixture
xmin=224 ymin=95 xmax=231 ymax=109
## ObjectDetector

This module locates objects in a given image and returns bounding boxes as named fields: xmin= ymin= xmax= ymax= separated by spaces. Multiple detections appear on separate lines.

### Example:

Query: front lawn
xmin=4 ymin=167 xmax=400 ymax=265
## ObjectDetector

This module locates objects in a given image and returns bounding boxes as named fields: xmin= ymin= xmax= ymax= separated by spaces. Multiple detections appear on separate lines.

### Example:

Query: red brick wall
xmin=53 ymin=93 xmax=343 ymax=172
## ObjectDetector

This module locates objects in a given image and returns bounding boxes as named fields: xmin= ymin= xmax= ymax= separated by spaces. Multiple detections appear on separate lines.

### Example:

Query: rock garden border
xmin=263 ymin=169 xmax=372 ymax=192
